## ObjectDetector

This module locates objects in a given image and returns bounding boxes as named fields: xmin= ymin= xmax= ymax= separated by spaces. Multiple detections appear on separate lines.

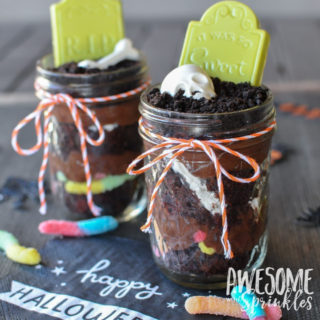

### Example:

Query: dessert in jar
xmin=128 ymin=1 xmax=275 ymax=288
xmin=35 ymin=40 xmax=149 ymax=219
xmin=139 ymin=68 xmax=275 ymax=288
xmin=12 ymin=0 xmax=149 ymax=220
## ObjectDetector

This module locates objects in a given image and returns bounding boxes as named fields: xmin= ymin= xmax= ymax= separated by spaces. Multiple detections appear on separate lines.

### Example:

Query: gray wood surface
xmin=0 ymin=19 xmax=320 ymax=320
xmin=1 ymin=18 xmax=320 ymax=95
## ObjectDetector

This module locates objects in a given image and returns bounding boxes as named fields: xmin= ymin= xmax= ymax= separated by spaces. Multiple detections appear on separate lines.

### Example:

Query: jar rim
xmin=35 ymin=53 xmax=149 ymax=98
xmin=139 ymin=84 xmax=275 ymax=137
xmin=36 ymin=53 xmax=148 ymax=80
xmin=140 ymin=84 xmax=274 ymax=120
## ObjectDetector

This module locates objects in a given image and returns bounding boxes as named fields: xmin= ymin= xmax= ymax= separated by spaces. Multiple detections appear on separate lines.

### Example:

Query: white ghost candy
xmin=78 ymin=38 xmax=140 ymax=70
xmin=160 ymin=64 xmax=216 ymax=100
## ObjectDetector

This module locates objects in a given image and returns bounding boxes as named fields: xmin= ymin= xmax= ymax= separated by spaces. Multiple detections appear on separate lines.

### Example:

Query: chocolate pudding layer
xmin=140 ymin=83 xmax=275 ymax=288
xmin=37 ymin=54 xmax=148 ymax=217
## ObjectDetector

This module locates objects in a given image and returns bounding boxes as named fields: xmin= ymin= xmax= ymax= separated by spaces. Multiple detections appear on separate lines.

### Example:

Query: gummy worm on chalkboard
xmin=0 ymin=230 xmax=41 ymax=265
xmin=38 ymin=216 xmax=119 ymax=237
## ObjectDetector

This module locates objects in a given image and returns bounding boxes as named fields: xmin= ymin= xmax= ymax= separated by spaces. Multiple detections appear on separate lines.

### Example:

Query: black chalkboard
xmin=0 ymin=236 xmax=218 ymax=320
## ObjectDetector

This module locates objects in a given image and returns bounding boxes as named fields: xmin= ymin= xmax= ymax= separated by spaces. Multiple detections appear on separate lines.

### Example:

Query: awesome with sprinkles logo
xmin=226 ymin=267 xmax=314 ymax=311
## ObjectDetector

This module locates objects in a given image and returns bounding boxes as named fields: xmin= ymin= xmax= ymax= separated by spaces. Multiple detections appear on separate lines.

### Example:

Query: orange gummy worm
xmin=185 ymin=296 xmax=282 ymax=320
xmin=185 ymin=296 xmax=245 ymax=318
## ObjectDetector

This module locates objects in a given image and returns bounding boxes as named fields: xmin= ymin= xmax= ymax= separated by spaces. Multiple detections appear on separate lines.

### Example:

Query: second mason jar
xmin=35 ymin=54 xmax=148 ymax=220
xmin=139 ymin=85 xmax=276 ymax=289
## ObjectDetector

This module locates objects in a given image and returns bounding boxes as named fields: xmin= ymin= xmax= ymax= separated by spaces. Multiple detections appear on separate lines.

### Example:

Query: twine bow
xmin=127 ymin=118 xmax=276 ymax=259
xmin=11 ymin=80 xmax=151 ymax=216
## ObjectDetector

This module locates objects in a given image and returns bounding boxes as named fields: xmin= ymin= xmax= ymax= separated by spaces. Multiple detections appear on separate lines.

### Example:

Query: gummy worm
xmin=198 ymin=242 xmax=215 ymax=255
xmin=231 ymin=286 xmax=267 ymax=320
xmin=39 ymin=216 xmax=119 ymax=237
xmin=0 ymin=230 xmax=41 ymax=265
xmin=57 ymin=171 xmax=136 ymax=195
xmin=185 ymin=296 xmax=282 ymax=320
xmin=193 ymin=230 xmax=216 ymax=255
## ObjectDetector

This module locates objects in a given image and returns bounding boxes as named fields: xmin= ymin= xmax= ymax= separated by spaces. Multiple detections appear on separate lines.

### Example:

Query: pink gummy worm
xmin=265 ymin=305 xmax=282 ymax=320
xmin=39 ymin=220 xmax=85 ymax=237
xmin=193 ymin=230 xmax=206 ymax=242
xmin=241 ymin=305 xmax=282 ymax=320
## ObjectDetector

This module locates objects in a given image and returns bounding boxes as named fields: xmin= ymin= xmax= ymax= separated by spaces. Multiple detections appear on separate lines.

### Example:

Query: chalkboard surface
xmin=0 ymin=236 xmax=218 ymax=320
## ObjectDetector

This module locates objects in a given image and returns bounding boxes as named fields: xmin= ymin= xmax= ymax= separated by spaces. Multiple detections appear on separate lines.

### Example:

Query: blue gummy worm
xmin=78 ymin=216 xmax=119 ymax=236
xmin=231 ymin=286 xmax=266 ymax=320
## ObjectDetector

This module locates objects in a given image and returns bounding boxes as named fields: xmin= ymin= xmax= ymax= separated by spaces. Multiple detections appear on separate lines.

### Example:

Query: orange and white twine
xmin=11 ymin=79 xmax=151 ymax=216
xmin=127 ymin=117 xmax=276 ymax=259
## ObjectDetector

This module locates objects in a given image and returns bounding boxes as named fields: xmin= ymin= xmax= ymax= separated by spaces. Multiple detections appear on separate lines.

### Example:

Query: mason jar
xmin=139 ymin=85 xmax=276 ymax=289
xmin=35 ymin=54 xmax=148 ymax=221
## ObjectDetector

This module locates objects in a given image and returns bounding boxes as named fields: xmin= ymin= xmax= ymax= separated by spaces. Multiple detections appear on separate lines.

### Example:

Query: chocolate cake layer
xmin=50 ymin=151 xmax=139 ymax=182
xmin=162 ymin=244 xmax=250 ymax=277
xmin=49 ymin=120 xmax=141 ymax=161
xmin=50 ymin=97 xmax=140 ymax=127
xmin=149 ymin=164 xmax=268 ymax=257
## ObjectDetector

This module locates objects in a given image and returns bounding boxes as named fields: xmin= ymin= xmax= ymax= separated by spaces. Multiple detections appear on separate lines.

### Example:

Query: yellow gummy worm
xmin=0 ymin=231 xmax=41 ymax=266
xmin=198 ymin=242 xmax=215 ymax=255
xmin=66 ymin=180 xmax=105 ymax=195
xmin=65 ymin=174 xmax=136 ymax=195
xmin=6 ymin=245 xmax=41 ymax=266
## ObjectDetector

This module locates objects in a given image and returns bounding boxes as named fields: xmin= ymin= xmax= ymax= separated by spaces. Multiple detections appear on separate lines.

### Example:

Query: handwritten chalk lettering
xmin=100 ymin=281 xmax=147 ymax=299
xmin=65 ymin=304 xmax=85 ymax=316
xmin=76 ymin=259 xmax=162 ymax=300
xmin=9 ymin=287 xmax=33 ymax=300
xmin=39 ymin=296 xmax=56 ymax=310
xmin=0 ymin=281 xmax=157 ymax=320
xmin=81 ymin=308 xmax=107 ymax=320
xmin=23 ymin=294 xmax=46 ymax=306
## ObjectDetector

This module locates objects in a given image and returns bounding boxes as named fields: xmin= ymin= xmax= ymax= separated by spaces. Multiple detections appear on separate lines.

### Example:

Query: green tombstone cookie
xmin=51 ymin=0 xmax=124 ymax=67
xmin=179 ymin=1 xmax=270 ymax=86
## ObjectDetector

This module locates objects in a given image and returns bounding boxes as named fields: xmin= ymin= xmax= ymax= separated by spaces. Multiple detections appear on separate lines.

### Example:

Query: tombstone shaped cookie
xmin=51 ymin=0 xmax=124 ymax=66
xmin=179 ymin=1 xmax=270 ymax=85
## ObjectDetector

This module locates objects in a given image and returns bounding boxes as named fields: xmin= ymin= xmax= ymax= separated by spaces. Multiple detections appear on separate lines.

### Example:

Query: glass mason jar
xmin=35 ymin=54 xmax=148 ymax=221
xmin=139 ymin=85 xmax=276 ymax=289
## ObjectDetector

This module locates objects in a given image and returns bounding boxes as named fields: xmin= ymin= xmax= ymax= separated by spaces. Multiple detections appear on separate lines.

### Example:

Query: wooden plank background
xmin=0 ymin=19 xmax=320 ymax=96
xmin=2 ymin=0 xmax=320 ymax=22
